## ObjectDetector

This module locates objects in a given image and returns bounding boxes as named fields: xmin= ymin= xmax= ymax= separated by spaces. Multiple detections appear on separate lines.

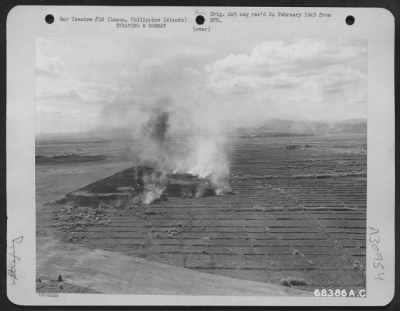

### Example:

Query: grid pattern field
xmin=41 ymin=134 xmax=366 ymax=291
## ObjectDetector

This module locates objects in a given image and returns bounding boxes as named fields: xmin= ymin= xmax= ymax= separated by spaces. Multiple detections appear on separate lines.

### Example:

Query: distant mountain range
xmin=36 ymin=119 xmax=367 ymax=143
xmin=236 ymin=119 xmax=367 ymax=137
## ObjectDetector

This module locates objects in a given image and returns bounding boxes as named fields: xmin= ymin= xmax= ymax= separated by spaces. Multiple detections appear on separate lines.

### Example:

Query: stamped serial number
xmin=314 ymin=288 xmax=366 ymax=297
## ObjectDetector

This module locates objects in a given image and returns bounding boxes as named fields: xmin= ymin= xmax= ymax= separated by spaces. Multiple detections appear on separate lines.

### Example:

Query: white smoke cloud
xmin=125 ymin=105 xmax=232 ymax=204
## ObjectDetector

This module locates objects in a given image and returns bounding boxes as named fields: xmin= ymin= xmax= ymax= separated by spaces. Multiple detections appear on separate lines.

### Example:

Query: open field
xmin=37 ymin=133 xmax=366 ymax=293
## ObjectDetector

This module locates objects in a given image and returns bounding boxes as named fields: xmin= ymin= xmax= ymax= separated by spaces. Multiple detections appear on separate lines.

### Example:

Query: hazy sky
xmin=36 ymin=36 xmax=367 ymax=135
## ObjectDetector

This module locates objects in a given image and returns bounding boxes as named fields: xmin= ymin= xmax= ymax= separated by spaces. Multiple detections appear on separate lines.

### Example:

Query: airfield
xmin=36 ymin=132 xmax=366 ymax=294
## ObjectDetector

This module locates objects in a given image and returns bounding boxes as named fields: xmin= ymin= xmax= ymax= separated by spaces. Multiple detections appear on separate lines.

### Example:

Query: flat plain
xmin=36 ymin=132 xmax=366 ymax=293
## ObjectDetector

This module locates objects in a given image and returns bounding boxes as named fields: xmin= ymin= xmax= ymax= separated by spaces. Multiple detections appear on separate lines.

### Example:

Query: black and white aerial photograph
xmin=35 ymin=35 xmax=367 ymax=296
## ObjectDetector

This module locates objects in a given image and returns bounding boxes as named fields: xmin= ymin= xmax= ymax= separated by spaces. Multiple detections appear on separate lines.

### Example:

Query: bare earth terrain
xmin=36 ymin=133 xmax=366 ymax=294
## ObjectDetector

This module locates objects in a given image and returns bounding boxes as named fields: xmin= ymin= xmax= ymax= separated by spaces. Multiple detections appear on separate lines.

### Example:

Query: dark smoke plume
xmin=144 ymin=110 xmax=169 ymax=144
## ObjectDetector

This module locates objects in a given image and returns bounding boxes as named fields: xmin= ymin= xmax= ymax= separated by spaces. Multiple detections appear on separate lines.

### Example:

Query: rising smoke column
xmin=144 ymin=109 xmax=169 ymax=143
xmin=137 ymin=109 xmax=170 ymax=170
xmin=133 ymin=101 xmax=233 ymax=204
xmin=138 ymin=109 xmax=171 ymax=204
